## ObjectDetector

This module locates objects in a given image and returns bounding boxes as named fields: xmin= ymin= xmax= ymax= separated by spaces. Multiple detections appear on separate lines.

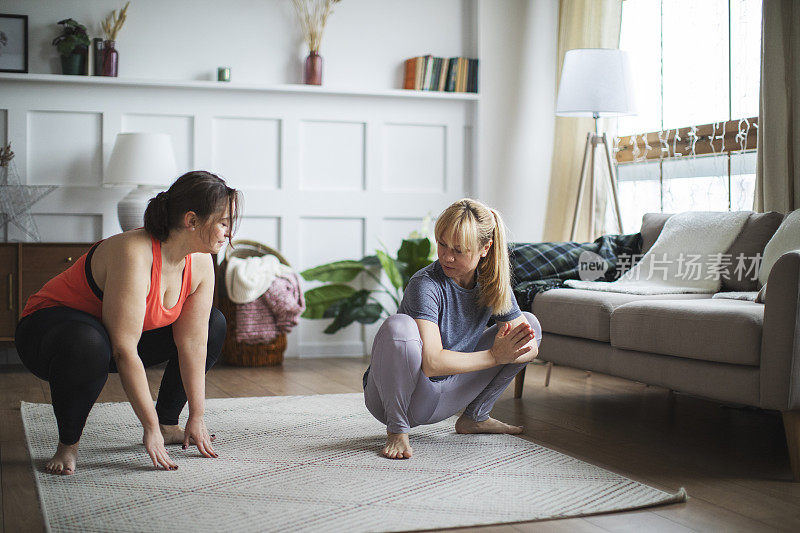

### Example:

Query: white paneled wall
xmin=212 ymin=117 xmax=282 ymax=190
xmin=28 ymin=111 xmax=103 ymax=185
xmin=0 ymin=110 xmax=6 ymax=147
xmin=1 ymin=76 xmax=475 ymax=358
xmin=299 ymin=121 xmax=366 ymax=191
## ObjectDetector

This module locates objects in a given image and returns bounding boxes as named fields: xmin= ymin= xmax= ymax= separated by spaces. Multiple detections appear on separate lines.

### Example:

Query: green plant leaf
xmin=300 ymin=260 xmax=364 ymax=282
xmin=397 ymin=237 xmax=431 ymax=263
xmin=376 ymin=249 xmax=403 ymax=290
xmin=353 ymin=303 xmax=384 ymax=324
xmin=397 ymin=237 xmax=435 ymax=288
xmin=361 ymin=255 xmax=381 ymax=268
xmin=322 ymin=292 xmax=385 ymax=334
xmin=301 ymin=284 xmax=356 ymax=319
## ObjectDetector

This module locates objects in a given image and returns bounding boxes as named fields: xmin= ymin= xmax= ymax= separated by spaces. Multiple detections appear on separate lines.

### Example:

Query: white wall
xmin=477 ymin=0 xmax=558 ymax=243
xmin=1 ymin=0 xmax=561 ymax=361
xmin=3 ymin=0 xmax=474 ymax=88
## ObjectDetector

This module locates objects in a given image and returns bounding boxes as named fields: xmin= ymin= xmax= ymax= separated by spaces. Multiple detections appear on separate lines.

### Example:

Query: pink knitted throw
xmin=234 ymin=272 xmax=305 ymax=344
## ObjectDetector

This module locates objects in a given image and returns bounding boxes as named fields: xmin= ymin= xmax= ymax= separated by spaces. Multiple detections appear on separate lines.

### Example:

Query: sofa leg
xmin=545 ymin=361 xmax=553 ymax=387
xmin=514 ymin=367 xmax=526 ymax=398
xmin=783 ymin=410 xmax=800 ymax=481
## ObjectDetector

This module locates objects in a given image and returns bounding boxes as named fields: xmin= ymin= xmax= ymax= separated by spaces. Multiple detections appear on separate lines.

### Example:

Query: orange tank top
xmin=22 ymin=237 xmax=193 ymax=331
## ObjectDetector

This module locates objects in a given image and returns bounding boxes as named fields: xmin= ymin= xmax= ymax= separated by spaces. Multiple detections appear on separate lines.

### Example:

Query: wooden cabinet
xmin=0 ymin=245 xmax=18 ymax=338
xmin=0 ymin=243 xmax=92 ymax=341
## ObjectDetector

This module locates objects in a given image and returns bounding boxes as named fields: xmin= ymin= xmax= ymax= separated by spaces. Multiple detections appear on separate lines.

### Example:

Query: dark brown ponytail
xmin=144 ymin=191 xmax=171 ymax=241
xmin=143 ymin=170 xmax=241 ymax=242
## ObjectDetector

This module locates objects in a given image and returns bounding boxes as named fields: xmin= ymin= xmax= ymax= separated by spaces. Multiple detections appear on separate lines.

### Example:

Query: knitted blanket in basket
xmin=235 ymin=272 xmax=305 ymax=344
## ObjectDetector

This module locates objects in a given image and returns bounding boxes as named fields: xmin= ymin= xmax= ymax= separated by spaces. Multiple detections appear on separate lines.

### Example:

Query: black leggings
xmin=14 ymin=306 xmax=226 ymax=445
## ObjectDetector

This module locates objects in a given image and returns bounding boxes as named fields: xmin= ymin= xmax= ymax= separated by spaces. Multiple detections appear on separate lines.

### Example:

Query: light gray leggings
xmin=363 ymin=312 xmax=542 ymax=434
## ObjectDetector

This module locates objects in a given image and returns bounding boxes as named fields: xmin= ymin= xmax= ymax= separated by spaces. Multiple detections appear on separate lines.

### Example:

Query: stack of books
xmin=402 ymin=56 xmax=478 ymax=93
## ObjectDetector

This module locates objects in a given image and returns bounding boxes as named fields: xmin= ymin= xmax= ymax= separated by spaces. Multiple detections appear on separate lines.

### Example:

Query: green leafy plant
xmin=301 ymin=236 xmax=436 ymax=334
xmin=52 ymin=19 xmax=90 ymax=57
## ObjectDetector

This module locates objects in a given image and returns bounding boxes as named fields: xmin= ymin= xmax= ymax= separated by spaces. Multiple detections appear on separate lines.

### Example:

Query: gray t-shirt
xmin=399 ymin=260 xmax=521 ymax=353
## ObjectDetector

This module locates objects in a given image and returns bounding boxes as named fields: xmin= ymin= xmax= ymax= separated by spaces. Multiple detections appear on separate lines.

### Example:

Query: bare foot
xmin=158 ymin=424 xmax=217 ymax=445
xmin=382 ymin=432 xmax=413 ymax=459
xmin=46 ymin=442 xmax=78 ymax=475
xmin=455 ymin=414 xmax=523 ymax=435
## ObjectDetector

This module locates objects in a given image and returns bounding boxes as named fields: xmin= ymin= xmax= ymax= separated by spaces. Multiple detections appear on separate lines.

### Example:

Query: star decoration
xmin=0 ymin=143 xmax=57 ymax=242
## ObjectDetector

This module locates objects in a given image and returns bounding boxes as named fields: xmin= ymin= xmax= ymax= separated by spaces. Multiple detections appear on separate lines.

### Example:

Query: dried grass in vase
xmin=102 ymin=1 xmax=130 ymax=41
xmin=292 ymin=0 xmax=341 ymax=53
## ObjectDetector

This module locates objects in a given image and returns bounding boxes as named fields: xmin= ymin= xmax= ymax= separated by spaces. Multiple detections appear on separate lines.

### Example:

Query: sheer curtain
xmin=754 ymin=0 xmax=800 ymax=213
xmin=543 ymin=0 xmax=623 ymax=242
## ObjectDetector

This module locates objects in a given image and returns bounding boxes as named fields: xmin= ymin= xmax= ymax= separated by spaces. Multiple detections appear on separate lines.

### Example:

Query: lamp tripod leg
xmin=589 ymin=138 xmax=596 ymax=239
xmin=601 ymin=133 xmax=624 ymax=233
xmin=570 ymin=133 xmax=593 ymax=241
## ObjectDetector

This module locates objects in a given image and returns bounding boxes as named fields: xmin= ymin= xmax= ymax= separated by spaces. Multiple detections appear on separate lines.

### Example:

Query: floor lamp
xmin=555 ymin=48 xmax=636 ymax=241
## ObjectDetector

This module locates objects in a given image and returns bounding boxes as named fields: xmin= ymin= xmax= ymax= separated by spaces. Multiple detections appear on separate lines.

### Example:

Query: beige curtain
xmin=754 ymin=0 xmax=800 ymax=213
xmin=543 ymin=0 xmax=622 ymax=242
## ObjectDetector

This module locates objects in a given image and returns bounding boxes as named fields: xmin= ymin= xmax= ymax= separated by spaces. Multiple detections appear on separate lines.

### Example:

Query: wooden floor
xmin=1 ymin=358 xmax=799 ymax=532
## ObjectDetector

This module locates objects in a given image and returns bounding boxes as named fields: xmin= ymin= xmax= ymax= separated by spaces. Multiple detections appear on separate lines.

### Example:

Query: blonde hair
xmin=434 ymin=198 xmax=513 ymax=315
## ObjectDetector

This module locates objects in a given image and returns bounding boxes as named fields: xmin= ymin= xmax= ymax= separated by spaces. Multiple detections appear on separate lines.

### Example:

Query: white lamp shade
xmin=555 ymin=48 xmax=636 ymax=117
xmin=105 ymin=132 xmax=177 ymax=186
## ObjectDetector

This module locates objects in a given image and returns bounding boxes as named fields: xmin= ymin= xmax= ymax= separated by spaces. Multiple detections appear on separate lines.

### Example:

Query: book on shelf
xmin=445 ymin=57 xmax=458 ymax=92
xmin=438 ymin=58 xmax=449 ymax=91
xmin=422 ymin=55 xmax=434 ymax=91
xmin=402 ymin=55 xmax=479 ymax=93
xmin=403 ymin=57 xmax=417 ymax=90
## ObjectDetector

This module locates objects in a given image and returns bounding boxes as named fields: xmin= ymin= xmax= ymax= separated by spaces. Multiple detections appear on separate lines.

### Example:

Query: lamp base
xmin=117 ymin=186 xmax=160 ymax=232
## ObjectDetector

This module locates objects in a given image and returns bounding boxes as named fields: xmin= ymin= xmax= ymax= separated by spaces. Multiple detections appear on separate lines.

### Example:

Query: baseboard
xmin=296 ymin=341 xmax=365 ymax=358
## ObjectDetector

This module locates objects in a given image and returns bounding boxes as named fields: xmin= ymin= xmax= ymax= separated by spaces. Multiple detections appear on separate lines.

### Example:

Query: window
xmin=614 ymin=0 xmax=762 ymax=233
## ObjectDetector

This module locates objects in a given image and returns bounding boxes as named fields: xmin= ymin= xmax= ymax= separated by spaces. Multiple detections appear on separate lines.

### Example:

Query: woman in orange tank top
xmin=15 ymin=171 xmax=240 ymax=475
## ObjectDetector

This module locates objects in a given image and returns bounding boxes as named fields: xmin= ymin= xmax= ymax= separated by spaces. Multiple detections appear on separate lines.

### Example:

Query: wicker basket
xmin=219 ymin=240 xmax=290 ymax=367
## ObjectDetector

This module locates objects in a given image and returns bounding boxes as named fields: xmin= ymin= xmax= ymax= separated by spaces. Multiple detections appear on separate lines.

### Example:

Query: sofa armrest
xmin=761 ymin=250 xmax=800 ymax=410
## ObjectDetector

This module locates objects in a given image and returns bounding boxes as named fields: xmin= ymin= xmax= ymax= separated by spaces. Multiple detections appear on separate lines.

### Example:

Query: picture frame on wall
xmin=0 ymin=14 xmax=28 ymax=73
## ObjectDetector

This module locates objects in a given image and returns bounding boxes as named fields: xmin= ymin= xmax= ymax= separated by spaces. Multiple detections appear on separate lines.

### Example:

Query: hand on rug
xmin=183 ymin=415 xmax=218 ymax=458
xmin=143 ymin=427 xmax=178 ymax=470
xmin=383 ymin=431 xmax=413 ymax=459
xmin=160 ymin=423 xmax=216 ymax=445
xmin=455 ymin=414 xmax=523 ymax=435
xmin=45 ymin=441 xmax=79 ymax=475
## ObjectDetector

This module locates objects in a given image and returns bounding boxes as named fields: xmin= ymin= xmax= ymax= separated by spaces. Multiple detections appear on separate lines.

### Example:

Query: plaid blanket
xmin=510 ymin=233 xmax=642 ymax=310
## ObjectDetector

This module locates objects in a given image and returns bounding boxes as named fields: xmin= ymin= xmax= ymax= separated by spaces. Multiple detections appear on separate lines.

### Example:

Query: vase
xmin=92 ymin=38 xmax=104 ymax=75
xmin=304 ymin=51 xmax=322 ymax=85
xmin=101 ymin=40 xmax=119 ymax=77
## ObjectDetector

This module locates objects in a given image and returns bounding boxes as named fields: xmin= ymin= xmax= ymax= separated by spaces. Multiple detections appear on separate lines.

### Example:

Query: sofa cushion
xmin=610 ymin=299 xmax=763 ymax=366
xmin=759 ymin=208 xmax=800 ymax=288
xmin=532 ymin=288 xmax=711 ymax=342
xmin=721 ymin=211 xmax=784 ymax=291
xmin=640 ymin=213 xmax=673 ymax=255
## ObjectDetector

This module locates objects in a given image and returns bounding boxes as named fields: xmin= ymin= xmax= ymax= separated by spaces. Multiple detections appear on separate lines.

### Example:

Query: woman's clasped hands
xmin=490 ymin=322 xmax=537 ymax=365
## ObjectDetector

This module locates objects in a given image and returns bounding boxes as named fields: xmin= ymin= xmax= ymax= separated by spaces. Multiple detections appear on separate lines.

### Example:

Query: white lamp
xmin=556 ymin=48 xmax=636 ymax=239
xmin=105 ymin=133 xmax=177 ymax=232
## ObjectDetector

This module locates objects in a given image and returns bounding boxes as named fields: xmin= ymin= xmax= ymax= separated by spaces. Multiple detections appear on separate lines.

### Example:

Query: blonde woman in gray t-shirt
xmin=363 ymin=198 xmax=542 ymax=459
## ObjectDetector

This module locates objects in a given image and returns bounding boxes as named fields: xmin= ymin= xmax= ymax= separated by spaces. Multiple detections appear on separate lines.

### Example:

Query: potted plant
xmin=292 ymin=0 xmax=341 ymax=85
xmin=52 ymin=18 xmax=90 ymax=75
xmin=100 ymin=2 xmax=130 ymax=77
xmin=301 ymin=235 xmax=435 ymax=334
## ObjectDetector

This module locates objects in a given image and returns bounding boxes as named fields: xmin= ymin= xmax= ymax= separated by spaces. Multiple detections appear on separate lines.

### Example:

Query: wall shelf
xmin=0 ymin=73 xmax=479 ymax=101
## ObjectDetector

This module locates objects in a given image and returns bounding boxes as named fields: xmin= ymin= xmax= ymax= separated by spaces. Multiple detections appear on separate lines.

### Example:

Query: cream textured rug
xmin=22 ymin=394 xmax=686 ymax=532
